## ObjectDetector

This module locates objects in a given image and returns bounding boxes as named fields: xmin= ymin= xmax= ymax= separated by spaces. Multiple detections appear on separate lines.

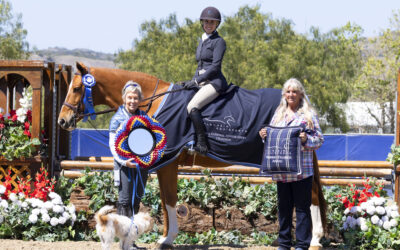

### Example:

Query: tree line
xmin=3 ymin=2 xmax=400 ymax=133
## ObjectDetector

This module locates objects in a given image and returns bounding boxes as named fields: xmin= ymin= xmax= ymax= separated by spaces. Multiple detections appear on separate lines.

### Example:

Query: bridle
xmin=61 ymin=71 xmax=186 ymax=124
xmin=61 ymin=72 xmax=86 ymax=126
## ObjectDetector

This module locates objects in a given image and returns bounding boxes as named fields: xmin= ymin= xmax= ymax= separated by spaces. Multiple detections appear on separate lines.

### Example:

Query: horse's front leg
xmin=156 ymin=162 xmax=178 ymax=246
xmin=310 ymin=152 xmax=327 ymax=249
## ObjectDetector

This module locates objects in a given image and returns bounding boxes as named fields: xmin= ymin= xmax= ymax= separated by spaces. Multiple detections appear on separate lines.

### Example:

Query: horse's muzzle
xmin=58 ymin=118 xmax=76 ymax=131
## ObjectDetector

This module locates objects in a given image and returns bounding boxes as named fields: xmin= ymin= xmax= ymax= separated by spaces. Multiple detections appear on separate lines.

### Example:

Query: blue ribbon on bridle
xmin=82 ymin=74 xmax=96 ymax=122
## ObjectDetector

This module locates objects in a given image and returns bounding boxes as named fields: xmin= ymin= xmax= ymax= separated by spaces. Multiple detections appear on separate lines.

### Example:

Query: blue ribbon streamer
xmin=82 ymin=86 xmax=96 ymax=122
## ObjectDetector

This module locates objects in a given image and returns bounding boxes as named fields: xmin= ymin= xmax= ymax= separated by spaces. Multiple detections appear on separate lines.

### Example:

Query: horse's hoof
xmin=309 ymin=246 xmax=323 ymax=250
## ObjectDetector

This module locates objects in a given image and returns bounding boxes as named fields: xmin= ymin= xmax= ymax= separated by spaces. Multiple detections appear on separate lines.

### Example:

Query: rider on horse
xmin=183 ymin=6 xmax=228 ymax=155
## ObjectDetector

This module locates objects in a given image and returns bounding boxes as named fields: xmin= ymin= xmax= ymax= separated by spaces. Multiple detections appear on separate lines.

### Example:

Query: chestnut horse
xmin=58 ymin=62 xmax=326 ymax=247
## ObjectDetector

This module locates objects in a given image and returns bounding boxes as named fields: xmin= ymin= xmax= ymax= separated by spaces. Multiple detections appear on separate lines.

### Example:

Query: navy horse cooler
xmin=261 ymin=126 xmax=303 ymax=175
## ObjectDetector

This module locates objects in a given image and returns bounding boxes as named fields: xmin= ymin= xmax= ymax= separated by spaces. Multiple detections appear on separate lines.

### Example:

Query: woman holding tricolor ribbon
xmin=259 ymin=78 xmax=324 ymax=250
xmin=109 ymin=81 xmax=148 ymax=218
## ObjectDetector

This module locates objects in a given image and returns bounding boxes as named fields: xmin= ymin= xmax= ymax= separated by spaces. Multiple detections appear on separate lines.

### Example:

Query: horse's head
xmin=58 ymin=62 xmax=89 ymax=131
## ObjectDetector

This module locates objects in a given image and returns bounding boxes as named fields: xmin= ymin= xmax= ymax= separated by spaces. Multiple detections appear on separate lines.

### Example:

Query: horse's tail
xmin=312 ymin=151 xmax=327 ymax=231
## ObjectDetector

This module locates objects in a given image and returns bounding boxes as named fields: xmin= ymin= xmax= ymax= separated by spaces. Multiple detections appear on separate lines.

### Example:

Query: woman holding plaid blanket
xmin=259 ymin=78 xmax=324 ymax=250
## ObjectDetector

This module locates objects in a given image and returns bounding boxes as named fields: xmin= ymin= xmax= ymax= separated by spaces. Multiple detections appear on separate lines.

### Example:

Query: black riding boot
xmin=189 ymin=108 xmax=208 ymax=155
xmin=117 ymin=202 xmax=132 ymax=218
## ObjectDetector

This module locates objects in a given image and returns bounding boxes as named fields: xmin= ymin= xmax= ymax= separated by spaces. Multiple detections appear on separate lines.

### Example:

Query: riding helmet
xmin=200 ymin=6 xmax=221 ymax=22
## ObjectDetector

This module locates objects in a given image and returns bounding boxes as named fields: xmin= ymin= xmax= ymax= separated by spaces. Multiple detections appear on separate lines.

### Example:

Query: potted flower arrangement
xmin=0 ymin=87 xmax=41 ymax=161
xmin=336 ymin=178 xmax=400 ymax=249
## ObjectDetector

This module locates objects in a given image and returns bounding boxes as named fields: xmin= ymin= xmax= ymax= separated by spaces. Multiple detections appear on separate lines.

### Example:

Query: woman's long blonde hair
xmin=272 ymin=78 xmax=315 ymax=129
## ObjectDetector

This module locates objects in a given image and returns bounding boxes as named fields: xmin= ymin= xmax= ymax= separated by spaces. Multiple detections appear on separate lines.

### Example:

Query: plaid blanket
xmin=260 ymin=126 xmax=303 ymax=175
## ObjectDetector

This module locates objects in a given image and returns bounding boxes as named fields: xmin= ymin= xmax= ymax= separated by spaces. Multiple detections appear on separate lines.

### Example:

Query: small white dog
xmin=95 ymin=205 xmax=153 ymax=250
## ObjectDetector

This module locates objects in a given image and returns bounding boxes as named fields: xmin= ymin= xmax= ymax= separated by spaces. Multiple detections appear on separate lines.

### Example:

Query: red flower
xmin=9 ymin=110 xmax=16 ymax=116
xmin=374 ymin=191 xmax=380 ymax=197
xmin=11 ymin=114 xmax=18 ymax=122
xmin=27 ymin=110 xmax=32 ymax=122
xmin=0 ymin=123 xmax=4 ymax=129
xmin=23 ymin=129 xmax=31 ymax=138
xmin=24 ymin=122 xmax=30 ymax=130
xmin=0 ymin=113 xmax=3 ymax=121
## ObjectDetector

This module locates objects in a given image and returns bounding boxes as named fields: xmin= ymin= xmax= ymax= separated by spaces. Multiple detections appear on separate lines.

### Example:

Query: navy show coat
xmin=193 ymin=31 xmax=228 ymax=94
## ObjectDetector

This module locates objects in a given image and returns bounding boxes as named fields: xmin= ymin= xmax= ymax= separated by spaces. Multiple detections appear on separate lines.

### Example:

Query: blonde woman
xmin=259 ymin=78 xmax=324 ymax=250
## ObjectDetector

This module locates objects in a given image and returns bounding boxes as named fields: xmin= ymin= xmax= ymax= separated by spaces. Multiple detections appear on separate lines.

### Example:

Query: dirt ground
xmin=0 ymin=240 xmax=280 ymax=250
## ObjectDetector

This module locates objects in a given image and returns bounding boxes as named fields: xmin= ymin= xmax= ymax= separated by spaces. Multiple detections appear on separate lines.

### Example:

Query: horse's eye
xmin=73 ymin=87 xmax=81 ymax=92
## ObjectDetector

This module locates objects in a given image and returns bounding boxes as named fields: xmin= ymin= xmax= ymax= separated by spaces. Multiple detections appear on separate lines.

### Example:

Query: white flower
xmin=29 ymin=198 xmax=40 ymax=207
xmin=50 ymin=217 xmax=59 ymax=226
xmin=9 ymin=193 xmax=17 ymax=202
xmin=360 ymin=202 xmax=368 ymax=210
xmin=40 ymin=208 xmax=48 ymax=215
xmin=383 ymin=220 xmax=392 ymax=230
xmin=36 ymin=200 xmax=44 ymax=208
xmin=344 ymin=208 xmax=350 ymax=215
xmin=390 ymin=204 xmax=399 ymax=212
xmin=391 ymin=211 xmax=399 ymax=218
xmin=52 ymin=197 xmax=63 ymax=205
xmin=366 ymin=205 xmax=376 ymax=215
xmin=378 ymin=219 xmax=383 ymax=227
xmin=71 ymin=213 xmax=76 ymax=222
xmin=68 ymin=205 xmax=76 ymax=214
xmin=0 ymin=200 xmax=8 ymax=208
xmin=0 ymin=185 xmax=6 ymax=194
xmin=356 ymin=217 xmax=366 ymax=226
xmin=360 ymin=222 xmax=368 ymax=231
xmin=58 ymin=217 xmax=66 ymax=225
xmin=21 ymin=202 xmax=28 ymax=208
xmin=42 ymin=213 xmax=50 ymax=222
xmin=32 ymin=208 xmax=40 ymax=215
xmin=48 ymin=192 xmax=61 ymax=200
xmin=18 ymin=192 xmax=25 ymax=199
xmin=385 ymin=206 xmax=392 ymax=215
xmin=376 ymin=206 xmax=386 ymax=215
xmin=44 ymin=201 xmax=53 ymax=210
xmin=53 ymin=205 xmax=64 ymax=213
xmin=371 ymin=215 xmax=380 ymax=224
xmin=16 ymin=108 xmax=27 ymax=122
xmin=350 ymin=206 xmax=358 ymax=214
xmin=0 ymin=215 xmax=3 ymax=223
xmin=390 ymin=219 xmax=398 ymax=227
xmin=382 ymin=215 xmax=389 ymax=222
xmin=29 ymin=214 xmax=38 ymax=224
xmin=373 ymin=197 xmax=386 ymax=206
xmin=62 ymin=211 xmax=70 ymax=220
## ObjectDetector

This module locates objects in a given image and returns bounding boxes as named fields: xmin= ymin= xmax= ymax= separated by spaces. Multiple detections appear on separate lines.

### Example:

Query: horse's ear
xmin=76 ymin=62 xmax=88 ymax=75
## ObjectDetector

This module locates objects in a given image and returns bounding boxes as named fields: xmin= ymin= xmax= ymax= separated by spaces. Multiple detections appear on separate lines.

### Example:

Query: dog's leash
xmin=125 ymin=165 xmax=146 ymax=237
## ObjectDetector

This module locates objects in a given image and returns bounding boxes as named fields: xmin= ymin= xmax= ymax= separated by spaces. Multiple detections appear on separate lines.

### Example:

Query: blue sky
xmin=11 ymin=0 xmax=400 ymax=54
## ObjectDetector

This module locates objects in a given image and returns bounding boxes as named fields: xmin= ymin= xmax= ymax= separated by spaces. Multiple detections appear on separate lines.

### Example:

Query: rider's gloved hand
xmin=183 ymin=79 xmax=198 ymax=90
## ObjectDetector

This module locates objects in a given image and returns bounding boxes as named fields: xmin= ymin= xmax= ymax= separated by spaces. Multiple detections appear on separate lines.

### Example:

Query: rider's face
xmin=202 ymin=19 xmax=219 ymax=34
xmin=124 ymin=91 xmax=140 ymax=114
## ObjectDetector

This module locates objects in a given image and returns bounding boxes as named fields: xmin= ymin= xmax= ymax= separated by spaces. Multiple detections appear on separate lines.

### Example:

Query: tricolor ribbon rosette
xmin=114 ymin=115 xmax=167 ymax=169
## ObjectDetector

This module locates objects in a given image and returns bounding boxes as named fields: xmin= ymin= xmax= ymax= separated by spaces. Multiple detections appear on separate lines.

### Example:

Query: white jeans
xmin=187 ymin=83 xmax=219 ymax=113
